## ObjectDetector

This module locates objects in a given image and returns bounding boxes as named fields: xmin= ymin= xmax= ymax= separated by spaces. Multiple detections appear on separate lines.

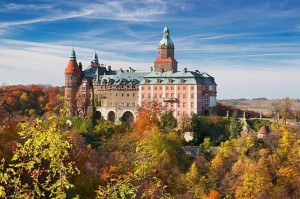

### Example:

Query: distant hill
xmin=218 ymin=98 xmax=300 ymax=116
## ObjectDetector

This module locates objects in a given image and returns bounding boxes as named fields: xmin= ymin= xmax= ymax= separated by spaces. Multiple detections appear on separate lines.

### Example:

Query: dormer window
xmin=180 ymin=78 xmax=184 ymax=84
xmin=156 ymin=78 xmax=161 ymax=83
xmin=145 ymin=79 xmax=150 ymax=84
xmin=168 ymin=78 xmax=172 ymax=83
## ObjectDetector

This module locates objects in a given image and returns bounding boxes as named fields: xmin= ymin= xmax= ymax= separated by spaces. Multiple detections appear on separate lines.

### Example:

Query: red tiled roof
xmin=258 ymin=125 xmax=270 ymax=134
xmin=65 ymin=60 xmax=81 ymax=74
xmin=154 ymin=57 xmax=173 ymax=63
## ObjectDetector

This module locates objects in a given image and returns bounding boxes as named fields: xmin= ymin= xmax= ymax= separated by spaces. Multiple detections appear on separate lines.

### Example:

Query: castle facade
xmin=64 ymin=26 xmax=217 ymax=123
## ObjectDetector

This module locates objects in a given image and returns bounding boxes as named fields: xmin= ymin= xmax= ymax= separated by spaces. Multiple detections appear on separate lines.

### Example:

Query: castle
xmin=64 ymin=26 xmax=217 ymax=123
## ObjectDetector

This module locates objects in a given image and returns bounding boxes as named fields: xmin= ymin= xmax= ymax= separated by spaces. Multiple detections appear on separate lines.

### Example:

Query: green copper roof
xmin=70 ymin=47 xmax=76 ymax=60
xmin=93 ymin=51 xmax=98 ymax=62
xmin=159 ymin=25 xmax=174 ymax=47
xmin=141 ymin=70 xmax=216 ymax=85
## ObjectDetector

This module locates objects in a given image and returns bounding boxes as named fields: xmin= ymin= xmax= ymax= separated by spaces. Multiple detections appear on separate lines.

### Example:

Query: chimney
xmin=195 ymin=70 xmax=199 ymax=73
xmin=120 ymin=68 xmax=123 ymax=72
xmin=129 ymin=67 xmax=134 ymax=73
xmin=78 ymin=62 xmax=82 ymax=71
xmin=161 ymin=68 xmax=164 ymax=73
xmin=183 ymin=68 xmax=187 ymax=73
xmin=108 ymin=65 xmax=111 ymax=71
xmin=150 ymin=67 xmax=153 ymax=71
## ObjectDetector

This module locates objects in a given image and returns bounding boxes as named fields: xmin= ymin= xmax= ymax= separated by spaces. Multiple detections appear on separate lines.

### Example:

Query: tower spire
xmin=163 ymin=24 xmax=170 ymax=39
xmin=70 ymin=47 xmax=76 ymax=61
xmin=93 ymin=50 xmax=98 ymax=62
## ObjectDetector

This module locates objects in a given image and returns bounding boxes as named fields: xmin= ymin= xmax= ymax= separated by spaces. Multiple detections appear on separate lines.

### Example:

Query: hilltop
xmin=218 ymin=98 xmax=300 ymax=116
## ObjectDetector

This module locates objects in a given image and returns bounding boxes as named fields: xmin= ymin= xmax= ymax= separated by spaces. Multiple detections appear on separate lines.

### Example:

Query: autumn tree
xmin=280 ymin=98 xmax=293 ymax=125
xmin=159 ymin=111 xmax=177 ymax=132
xmin=0 ymin=116 xmax=79 ymax=198
xmin=134 ymin=101 xmax=163 ymax=132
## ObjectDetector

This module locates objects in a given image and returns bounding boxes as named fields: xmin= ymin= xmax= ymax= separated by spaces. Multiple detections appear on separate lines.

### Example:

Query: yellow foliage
xmin=211 ymin=154 xmax=223 ymax=173
xmin=20 ymin=92 xmax=28 ymax=101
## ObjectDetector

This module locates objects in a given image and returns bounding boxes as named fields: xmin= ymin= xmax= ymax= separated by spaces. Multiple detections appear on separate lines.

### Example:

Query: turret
xmin=64 ymin=47 xmax=82 ymax=116
xmin=91 ymin=51 xmax=100 ymax=67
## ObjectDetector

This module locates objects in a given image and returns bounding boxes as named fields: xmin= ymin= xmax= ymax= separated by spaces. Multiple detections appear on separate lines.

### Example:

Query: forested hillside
xmin=1 ymin=85 xmax=300 ymax=198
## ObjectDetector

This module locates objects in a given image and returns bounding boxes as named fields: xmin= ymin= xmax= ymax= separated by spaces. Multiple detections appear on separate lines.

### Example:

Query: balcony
xmin=163 ymin=98 xmax=178 ymax=103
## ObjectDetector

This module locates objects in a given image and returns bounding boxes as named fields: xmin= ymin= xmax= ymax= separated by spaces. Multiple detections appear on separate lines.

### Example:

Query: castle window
xmin=191 ymin=102 xmax=194 ymax=108
xmin=148 ymin=86 xmax=151 ymax=90
xmin=177 ymin=94 xmax=181 ymax=98
xmin=168 ymin=78 xmax=172 ymax=83
xmin=166 ymin=86 xmax=169 ymax=90
xmin=142 ymin=94 xmax=145 ymax=98
xmin=133 ymin=93 xmax=135 ymax=97
xmin=148 ymin=94 xmax=151 ymax=99
xmin=154 ymin=86 xmax=157 ymax=90
xmin=171 ymin=86 xmax=174 ymax=90
xmin=178 ymin=86 xmax=180 ymax=90
xmin=191 ymin=94 xmax=194 ymax=99
xmin=142 ymin=86 xmax=144 ymax=90
xmin=132 ymin=103 xmax=135 ymax=107
xmin=127 ymin=93 xmax=129 ymax=97
xmin=183 ymin=102 xmax=187 ymax=107
xmin=156 ymin=78 xmax=160 ymax=83
xmin=180 ymin=78 xmax=184 ymax=84
xmin=145 ymin=79 xmax=150 ymax=84
xmin=183 ymin=86 xmax=186 ymax=90
xmin=204 ymin=95 xmax=209 ymax=107
xmin=183 ymin=94 xmax=186 ymax=99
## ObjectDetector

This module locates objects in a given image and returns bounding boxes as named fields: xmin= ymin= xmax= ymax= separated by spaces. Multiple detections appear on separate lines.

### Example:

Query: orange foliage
xmin=203 ymin=190 xmax=220 ymax=199
xmin=0 ymin=84 xmax=63 ymax=116
xmin=134 ymin=101 xmax=164 ymax=132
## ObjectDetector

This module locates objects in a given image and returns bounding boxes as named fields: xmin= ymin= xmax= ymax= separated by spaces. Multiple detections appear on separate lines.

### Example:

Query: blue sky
xmin=1 ymin=0 xmax=300 ymax=99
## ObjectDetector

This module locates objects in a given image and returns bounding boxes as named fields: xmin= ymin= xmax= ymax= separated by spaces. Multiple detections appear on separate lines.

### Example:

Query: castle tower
xmin=154 ymin=25 xmax=178 ymax=72
xmin=64 ymin=48 xmax=82 ymax=116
